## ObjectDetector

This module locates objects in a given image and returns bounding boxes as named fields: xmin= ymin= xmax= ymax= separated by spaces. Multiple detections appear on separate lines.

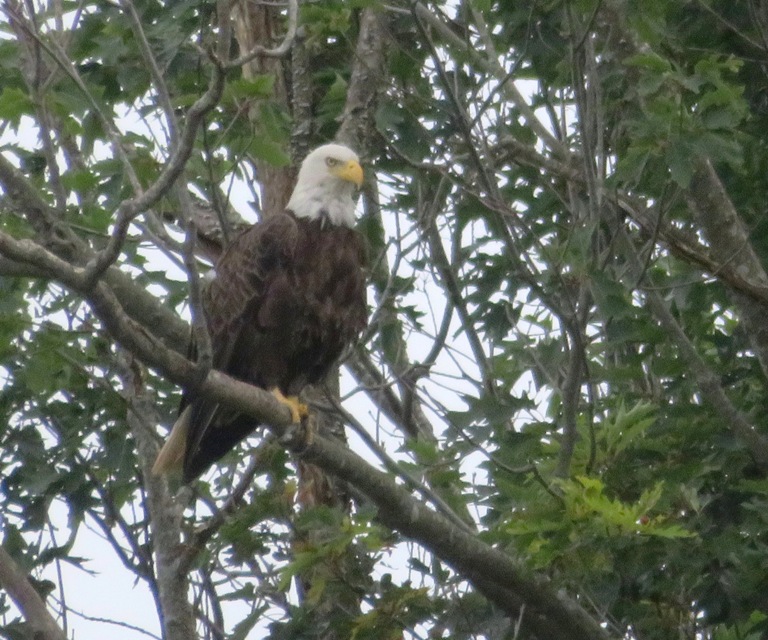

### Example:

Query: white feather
xmin=286 ymin=143 xmax=360 ymax=228
xmin=151 ymin=406 xmax=191 ymax=475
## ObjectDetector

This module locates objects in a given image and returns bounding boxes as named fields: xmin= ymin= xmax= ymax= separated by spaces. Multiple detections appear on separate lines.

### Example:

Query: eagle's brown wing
xmin=152 ymin=211 xmax=368 ymax=483
xmin=178 ymin=213 xmax=300 ymax=482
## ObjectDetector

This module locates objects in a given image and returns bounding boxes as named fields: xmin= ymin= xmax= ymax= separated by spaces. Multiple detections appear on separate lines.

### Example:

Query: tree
xmin=1 ymin=0 xmax=768 ymax=639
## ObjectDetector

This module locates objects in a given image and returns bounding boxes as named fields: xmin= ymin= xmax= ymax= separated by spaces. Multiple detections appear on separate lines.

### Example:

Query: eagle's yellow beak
xmin=334 ymin=159 xmax=364 ymax=188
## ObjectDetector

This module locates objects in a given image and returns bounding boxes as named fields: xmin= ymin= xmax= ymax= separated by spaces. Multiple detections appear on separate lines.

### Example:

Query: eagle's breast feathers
xmin=206 ymin=212 xmax=367 ymax=394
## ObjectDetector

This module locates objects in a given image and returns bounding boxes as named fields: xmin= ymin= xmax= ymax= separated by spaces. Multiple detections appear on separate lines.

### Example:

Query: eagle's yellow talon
xmin=271 ymin=388 xmax=309 ymax=423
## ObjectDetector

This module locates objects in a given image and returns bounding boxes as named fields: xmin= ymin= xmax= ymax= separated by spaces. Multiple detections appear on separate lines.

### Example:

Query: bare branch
xmin=346 ymin=351 xmax=408 ymax=427
xmin=116 ymin=354 xmax=198 ymax=640
xmin=425 ymin=214 xmax=493 ymax=393
xmin=0 ymin=545 xmax=67 ymax=640
xmin=50 ymin=602 xmax=161 ymax=640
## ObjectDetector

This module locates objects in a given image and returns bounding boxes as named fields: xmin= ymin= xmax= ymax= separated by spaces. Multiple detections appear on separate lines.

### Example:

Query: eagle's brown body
xmin=151 ymin=143 xmax=367 ymax=482
xmin=180 ymin=211 xmax=367 ymax=481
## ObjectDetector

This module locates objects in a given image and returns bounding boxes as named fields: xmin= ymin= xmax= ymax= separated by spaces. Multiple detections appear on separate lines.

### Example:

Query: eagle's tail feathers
xmin=151 ymin=406 xmax=193 ymax=475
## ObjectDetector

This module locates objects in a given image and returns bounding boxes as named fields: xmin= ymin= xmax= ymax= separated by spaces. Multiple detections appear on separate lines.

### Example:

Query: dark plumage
xmin=153 ymin=144 xmax=367 ymax=482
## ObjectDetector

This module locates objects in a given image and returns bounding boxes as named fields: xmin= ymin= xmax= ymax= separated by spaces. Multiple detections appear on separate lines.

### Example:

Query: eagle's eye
xmin=325 ymin=157 xmax=339 ymax=167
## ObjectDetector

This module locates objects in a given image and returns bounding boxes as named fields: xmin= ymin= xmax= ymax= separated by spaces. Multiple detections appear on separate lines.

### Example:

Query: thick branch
xmin=687 ymin=159 xmax=768 ymax=380
xmin=0 ymin=223 xmax=610 ymax=640
xmin=0 ymin=154 xmax=190 ymax=352
xmin=335 ymin=7 xmax=387 ymax=153
xmin=0 ymin=546 xmax=67 ymax=640
xmin=117 ymin=357 xmax=197 ymax=640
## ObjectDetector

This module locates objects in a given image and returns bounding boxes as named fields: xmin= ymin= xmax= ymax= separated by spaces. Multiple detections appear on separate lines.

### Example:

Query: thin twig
xmin=119 ymin=0 xmax=179 ymax=146
xmin=81 ymin=54 xmax=227 ymax=287
xmin=51 ymin=598 xmax=162 ymax=640
xmin=404 ymin=1 xmax=565 ymax=155
xmin=425 ymin=214 xmax=493 ymax=393
xmin=179 ymin=190 xmax=213 ymax=380
xmin=319 ymin=392 xmax=475 ymax=534
xmin=178 ymin=454 xmax=263 ymax=575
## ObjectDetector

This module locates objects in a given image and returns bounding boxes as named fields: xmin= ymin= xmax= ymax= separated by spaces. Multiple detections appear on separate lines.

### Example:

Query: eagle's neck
xmin=286 ymin=180 xmax=357 ymax=228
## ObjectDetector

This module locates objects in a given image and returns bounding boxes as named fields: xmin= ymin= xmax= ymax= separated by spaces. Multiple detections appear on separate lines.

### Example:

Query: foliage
xmin=1 ymin=1 xmax=768 ymax=639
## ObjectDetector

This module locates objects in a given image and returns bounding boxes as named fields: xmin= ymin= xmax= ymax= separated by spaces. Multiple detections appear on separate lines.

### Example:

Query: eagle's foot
xmin=271 ymin=388 xmax=309 ymax=424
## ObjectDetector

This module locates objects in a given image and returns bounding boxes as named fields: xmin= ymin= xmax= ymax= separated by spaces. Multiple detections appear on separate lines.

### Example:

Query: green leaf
xmin=230 ymin=607 xmax=269 ymax=640
xmin=251 ymin=137 xmax=290 ymax=166
xmin=317 ymin=73 xmax=348 ymax=124
xmin=602 ymin=401 xmax=657 ymax=455
xmin=61 ymin=169 xmax=100 ymax=196
xmin=625 ymin=52 xmax=672 ymax=74
xmin=227 ymin=74 xmax=276 ymax=100
xmin=0 ymin=88 xmax=32 ymax=126
xmin=665 ymin=138 xmax=696 ymax=187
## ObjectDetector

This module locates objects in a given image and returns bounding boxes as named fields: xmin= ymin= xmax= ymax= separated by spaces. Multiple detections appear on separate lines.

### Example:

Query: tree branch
xmin=2 ymin=0 xmax=142 ymax=192
xmin=0 ymin=153 xmax=189 ymax=352
xmin=618 ymin=229 xmax=768 ymax=468
xmin=335 ymin=7 xmax=388 ymax=153
xmin=0 ymin=545 xmax=67 ymax=640
xmin=495 ymin=136 xmax=768 ymax=309
xmin=299 ymin=431 xmax=612 ymax=640
xmin=402 ymin=1 xmax=567 ymax=156
xmin=225 ymin=0 xmax=297 ymax=68
xmin=686 ymin=159 xmax=768 ymax=380
xmin=82 ymin=54 xmax=227 ymax=287
xmin=116 ymin=355 xmax=198 ymax=640
xmin=0 ymin=218 xmax=610 ymax=640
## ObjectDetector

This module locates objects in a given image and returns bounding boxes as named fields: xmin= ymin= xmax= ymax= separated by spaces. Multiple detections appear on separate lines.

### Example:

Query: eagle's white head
xmin=286 ymin=143 xmax=364 ymax=228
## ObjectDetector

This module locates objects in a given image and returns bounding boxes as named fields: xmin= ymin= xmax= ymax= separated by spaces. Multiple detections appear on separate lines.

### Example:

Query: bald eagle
xmin=152 ymin=144 xmax=368 ymax=482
